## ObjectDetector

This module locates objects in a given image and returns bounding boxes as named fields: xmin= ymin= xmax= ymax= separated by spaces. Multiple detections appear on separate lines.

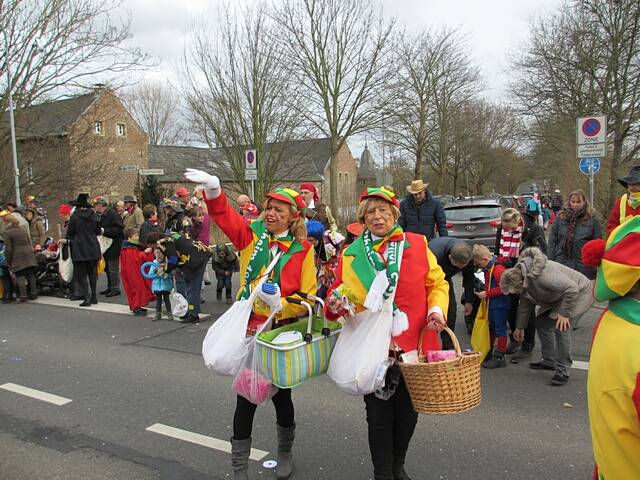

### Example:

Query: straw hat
xmin=406 ymin=179 xmax=428 ymax=194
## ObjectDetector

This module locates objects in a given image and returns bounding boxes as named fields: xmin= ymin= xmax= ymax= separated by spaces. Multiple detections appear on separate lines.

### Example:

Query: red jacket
xmin=119 ymin=242 xmax=155 ymax=311
xmin=606 ymin=196 xmax=640 ymax=237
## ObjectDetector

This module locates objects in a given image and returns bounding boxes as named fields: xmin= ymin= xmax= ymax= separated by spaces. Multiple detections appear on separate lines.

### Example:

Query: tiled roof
xmin=1 ymin=93 xmax=98 ymax=139
xmin=150 ymin=138 xmax=332 ymax=183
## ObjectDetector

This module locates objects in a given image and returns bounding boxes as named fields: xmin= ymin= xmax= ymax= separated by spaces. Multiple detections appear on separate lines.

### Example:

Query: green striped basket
xmin=256 ymin=316 xmax=341 ymax=389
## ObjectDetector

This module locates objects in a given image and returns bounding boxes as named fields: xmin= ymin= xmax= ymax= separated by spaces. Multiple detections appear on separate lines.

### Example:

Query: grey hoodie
xmin=507 ymin=247 xmax=594 ymax=329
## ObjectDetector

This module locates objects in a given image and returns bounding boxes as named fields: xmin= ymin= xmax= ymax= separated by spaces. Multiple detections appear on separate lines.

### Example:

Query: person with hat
xmin=66 ymin=194 xmax=101 ymax=307
xmin=122 ymin=195 xmax=144 ymax=230
xmin=324 ymin=186 xmax=449 ymax=480
xmin=1 ymin=212 xmax=38 ymax=302
xmin=299 ymin=182 xmax=338 ymax=232
xmin=175 ymin=187 xmax=191 ymax=210
xmin=23 ymin=208 xmax=46 ymax=247
xmin=236 ymin=194 xmax=260 ymax=222
xmin=161 ymin=198 xmax=191 ymax=235
xmin=398 ymin=179 xmax=448 ymax=241
xmin=606 ymin=165 xmax=640 ymax=237
xmin=551 ymin=189 xmax=563 ymax=214
xmin=185 ymin=167 xmax=316 ymax=480
xmin=581 ymin=216 xmax=640 ymax=479
xmin=94 ymin=196 xmax=124 ymax=297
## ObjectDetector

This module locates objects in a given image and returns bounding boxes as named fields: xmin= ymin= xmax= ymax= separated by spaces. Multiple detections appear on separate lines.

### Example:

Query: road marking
xmin=572 ymin=360 xmax=589 ymax=371
xmin=33 ymin=296 xmax=210 ymax=320
xmin=146 ymin=423 xmax=268 ymax=461
xmin=0 ymin=383 xmax=72 ymax=406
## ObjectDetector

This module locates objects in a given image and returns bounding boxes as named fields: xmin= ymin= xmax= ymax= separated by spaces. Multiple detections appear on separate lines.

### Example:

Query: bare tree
xmin=0 ymin=0 xmax=150 ymax=114
xmin=273 ymin=0 xmax=395 ymax=209
xmin=510 ymin=0 xmax=640 ymax=209
xmin=385 ymin=28 xmax=481 ymax=182
xmin=123 ymin=80 xmax=186 ymax=145
xmin=183 ymin=3 xmax=304 ymax=199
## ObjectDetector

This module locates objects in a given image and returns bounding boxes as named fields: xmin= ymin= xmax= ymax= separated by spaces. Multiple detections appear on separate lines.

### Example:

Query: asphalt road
xmin=0 ymin=274 xmax=598 ymax=480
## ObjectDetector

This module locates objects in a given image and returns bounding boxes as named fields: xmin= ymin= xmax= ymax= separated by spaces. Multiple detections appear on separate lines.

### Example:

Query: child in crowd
xmin=141 ymin=243 xmax=173 ymax=321
xmin=211 ymin=243 xmax=239 ymax=304
xmin=473 ymin=244 xmax=511 ymax=369
xmin=0 ymin=239 xmax=14 ymax=303
xmin=120 ymin=227 xmax=156 ymax=316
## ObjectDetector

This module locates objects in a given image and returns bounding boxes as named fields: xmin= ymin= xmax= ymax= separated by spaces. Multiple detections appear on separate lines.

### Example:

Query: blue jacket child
xmin=141 ymin=261 xmax=173 ymax=293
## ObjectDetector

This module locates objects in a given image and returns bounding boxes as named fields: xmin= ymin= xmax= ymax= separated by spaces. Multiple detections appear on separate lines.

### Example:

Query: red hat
xmin=346 ymin=223 xmax=365 ymax=237
xmin=176 ymin=187 xmax=190 ymax=197
xmin=58 ymin=204 xmax=72 ymax=216
xmin=299 ymin=183 xmax=319 ymax=202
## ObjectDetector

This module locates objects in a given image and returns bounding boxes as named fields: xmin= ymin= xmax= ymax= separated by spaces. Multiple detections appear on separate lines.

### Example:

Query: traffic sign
xmin=245 ymin=169 xmax=258 ymax=181
xmin=577 ymin=116 xmax=607 ymax=145
xmin=139 ymin=168 xmax=165 ymax=175
xmin=579 ymin=158 xmax=600 ymax=175
xmin=245 ymin=149 xmax=257 ymax=170
xmin=577 ymin=143 xmax=606 ymax=158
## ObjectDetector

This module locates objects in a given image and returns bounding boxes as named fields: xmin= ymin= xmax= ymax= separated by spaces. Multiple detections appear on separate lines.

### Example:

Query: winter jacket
xmin=139 ymin=220 xmax=161 ymax=245
xmin=157 ymin=233 xmax=212 ymax=282
xmin=428 ymin=237 xmax=475 ymax=303
xmin=3 ymin=224 xmax=38 ymax=273
xmin=190 ymin=214 xmax=212 ymax=246
xmin=511 ymin=248 xmax=594 ymax=329
xmin=97 ymin=208 xmax=124 ymax=261
xmin=123 ymin=206 xmax=144 ymax=230
xmin=211 ymin=244 xmax=239 ymax=275
xmin=494 ymin=214 xmax=547 ymax=267
xmin=14 ymin=213 xmax=31 ymax=241
xmin=66 ymin=208 xmax=101 ymax=262
xmin=606 ymin=195 xmax=640 ymax=238
xmin=551 ymin=192 xmax=563 ymax=211
xmin=28 ymin=216 xmax=47 ymax=246
xmin=140 ymin=261 xmax=173 ymax=292
xmin=548 ymin=210 xmax=602 ymax=279
xmin=164 ymin=212 xmax=191 ymax=235
xmin=398 ymin=192 xmax=448 ymax=240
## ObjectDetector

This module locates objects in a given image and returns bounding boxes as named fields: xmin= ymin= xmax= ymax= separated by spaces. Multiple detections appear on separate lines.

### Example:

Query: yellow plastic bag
xmin=97 ymin=256 xmax=105 ymax=275
xmin=471 ymin=298 xmax=491 ymax=362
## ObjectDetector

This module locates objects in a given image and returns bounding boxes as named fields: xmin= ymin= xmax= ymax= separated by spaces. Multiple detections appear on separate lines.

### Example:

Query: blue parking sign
xmin=579 ymin=158 xmax=600 ymax=175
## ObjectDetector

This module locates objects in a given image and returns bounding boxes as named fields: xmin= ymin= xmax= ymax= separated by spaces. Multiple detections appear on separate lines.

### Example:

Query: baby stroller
xmin=35 ymin=241 xmax=70 ymax=296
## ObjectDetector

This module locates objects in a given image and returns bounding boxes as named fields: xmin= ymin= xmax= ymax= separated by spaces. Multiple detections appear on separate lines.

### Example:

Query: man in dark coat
xmin=94 ymin=196 xmax=124 ymax=297
xmin=398 ymin=179 xmax=448 ymax=240
xmin=428 ymin=237 xmax=475 ymax=349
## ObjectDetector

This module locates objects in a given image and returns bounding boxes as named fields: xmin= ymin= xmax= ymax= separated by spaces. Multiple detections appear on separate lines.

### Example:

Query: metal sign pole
xmin=589 ymin=160 xmax=595 ymax=207
xmin=250 ymin=180 xmax=255 ymax=201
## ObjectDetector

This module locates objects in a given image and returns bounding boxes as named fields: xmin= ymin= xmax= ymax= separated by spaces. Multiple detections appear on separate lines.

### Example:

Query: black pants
xmin=364 ymin=369 xmax=418 ymax=479
xmin=441 ymin=279 xmax=456 ymax=349
xmin=216 ymin=274 xmax=232 ymax=295
xmin=507 ymin=295 xmax=536 ymax=349
xmin=14 ymin=267 xmax=37 ymax=298
xmin=1 ymin=275 xmax=15 ymax=301
xmin=233 ymin=388 xmax=294 ymax=440
xmin=74 ymin=261 xmax=97 ymax=301
xmin=154 ymin=291 xmax=171 ymax=313
xmin=104 ymin=257 xmax=120 ymax=292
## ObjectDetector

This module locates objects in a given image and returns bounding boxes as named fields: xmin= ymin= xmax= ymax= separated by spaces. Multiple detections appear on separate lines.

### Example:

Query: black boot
xmin=230 ymin=437 xmax=250 ymax=480
xmin=276 ymin=423 xmax=295 ymax=479
xmin=90 ymin=294 xmax=98 ymax=305
xmin=393 ymin=463 xmax=413 ymax=480
xmin=216 ymin=290 xmax=222 ymax=302
xmin=482 ymin=350 xmax=507 ymax=369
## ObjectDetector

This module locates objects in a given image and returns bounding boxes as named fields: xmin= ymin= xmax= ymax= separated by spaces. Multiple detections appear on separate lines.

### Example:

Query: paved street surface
xmin=1 ymin=275 xmax=598 ymax=479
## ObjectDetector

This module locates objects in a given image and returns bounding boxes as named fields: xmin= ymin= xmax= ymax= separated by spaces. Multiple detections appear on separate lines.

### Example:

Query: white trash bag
xmin=170 ymin=290 xmax=189 ymax=318
xmin=58 ymin=243 xmax=74 ymax=283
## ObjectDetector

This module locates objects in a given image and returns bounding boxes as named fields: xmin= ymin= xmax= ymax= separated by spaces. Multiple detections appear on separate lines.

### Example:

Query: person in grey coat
xmin=500 ymin=247 xmax=594 ymax=386
xmin=398 ymin=179 xmax=448 ymax=240
xmin=547 ymin=189 xmax=602 ymax=280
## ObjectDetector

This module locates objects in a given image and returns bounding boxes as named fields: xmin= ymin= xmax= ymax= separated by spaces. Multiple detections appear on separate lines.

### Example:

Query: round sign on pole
xmin=579 ymin=158 xmax=601 ymax=175
xmin=581 ymin=118 xmax=601 ymax=137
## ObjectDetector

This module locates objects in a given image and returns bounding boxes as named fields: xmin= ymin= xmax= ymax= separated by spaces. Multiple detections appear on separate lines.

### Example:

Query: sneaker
xmin=105 ymin=290 xmax=121 ymax=297
xmin=99 ymin=288 xmax=111 ymax=295
xmin=166 ymin=313 xmax=173 ymax=321
xmin=505 ymin=341 xmax=522 ymax=355
xmin=153 ymin=312 xmax=161 ymax=321
xmin=529 ymin=361 xmax=556 ymax=371
xmin=133 ymin=308 xmax=147 ymax=316
xmin=482 ymin=351 xmax=507 ymax=369
xmin=79 ymin=300 xmax=91 ymax=307
xmin=226 ymin=297 xmax=233 ymax=304
xmin=551 ymin=373 xmax=569 ymax=386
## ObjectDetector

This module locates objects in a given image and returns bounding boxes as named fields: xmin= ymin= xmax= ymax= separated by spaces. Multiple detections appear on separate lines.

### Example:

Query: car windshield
xmin=445 ymin=206 xmax=501 ymax=222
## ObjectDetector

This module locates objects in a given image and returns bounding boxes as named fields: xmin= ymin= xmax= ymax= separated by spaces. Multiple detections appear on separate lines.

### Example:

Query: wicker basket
xmin=400 ymin=326 xmax=481 ymax=415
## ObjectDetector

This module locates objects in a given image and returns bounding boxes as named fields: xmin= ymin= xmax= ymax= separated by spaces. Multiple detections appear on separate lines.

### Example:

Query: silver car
xmin=443 ymin=199 xmax=505 ymax=249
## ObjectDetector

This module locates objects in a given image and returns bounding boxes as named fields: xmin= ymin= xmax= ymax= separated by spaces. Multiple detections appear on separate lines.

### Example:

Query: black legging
xmin=74 ymin=260 xmax=97 ymax=301
xmin=233 ymin=388 xmax=294 ymax=440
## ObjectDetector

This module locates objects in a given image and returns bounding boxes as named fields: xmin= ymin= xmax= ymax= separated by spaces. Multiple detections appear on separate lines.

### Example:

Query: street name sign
xmin=245 ymin=169 xmax=258 ymax=181
xmin=139 ymin=168 xmax=165 ymax=175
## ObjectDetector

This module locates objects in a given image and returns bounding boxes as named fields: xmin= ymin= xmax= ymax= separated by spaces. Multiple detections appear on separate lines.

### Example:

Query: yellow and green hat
xmin=358 ymin=186 xmax=400 ymax=208
xmin=583 ymin=216 xmax=640 ymax=302
xmin=265 ymin=188 xmax=307 ymax=212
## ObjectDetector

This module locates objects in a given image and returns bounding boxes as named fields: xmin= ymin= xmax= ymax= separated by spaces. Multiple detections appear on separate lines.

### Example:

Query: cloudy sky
xmin=121 ymin=0 xmax=562 ymax=157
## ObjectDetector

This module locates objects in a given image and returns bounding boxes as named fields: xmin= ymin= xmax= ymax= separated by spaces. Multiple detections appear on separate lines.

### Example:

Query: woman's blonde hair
xmin=356 ymin=197 xmax=401 ymax=225
xmin=2 ymin=213 xmax=20 ymax=226
xmin=262 ymin=199 xmax=307 ymax=243
xmin=501 ymin=208 xmax=521 ymax=226
xmin=472 ymin=244 xmax=492 ymax=260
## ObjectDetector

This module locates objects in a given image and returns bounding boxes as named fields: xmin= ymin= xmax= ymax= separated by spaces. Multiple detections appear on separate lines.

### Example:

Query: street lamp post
xmin=6 ymin=68 xmax=21 ymax=206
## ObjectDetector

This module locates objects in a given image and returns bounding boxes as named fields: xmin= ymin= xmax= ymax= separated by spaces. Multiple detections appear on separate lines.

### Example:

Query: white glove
xmin=257 ymin=283 xmax=283 ymax=313
xmin=184 ymin=168 xmax=221 ymax=199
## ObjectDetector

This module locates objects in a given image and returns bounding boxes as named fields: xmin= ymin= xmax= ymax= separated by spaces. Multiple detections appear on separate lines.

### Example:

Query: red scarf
xmin=498 ymin=224 xmax=523 ymax=260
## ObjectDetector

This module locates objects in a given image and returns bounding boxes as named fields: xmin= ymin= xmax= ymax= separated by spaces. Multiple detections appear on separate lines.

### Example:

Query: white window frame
xmin=94 ymin=121 xmax=103 ymax=135
xmin=116 ymin=122 xmax=126 ymax=136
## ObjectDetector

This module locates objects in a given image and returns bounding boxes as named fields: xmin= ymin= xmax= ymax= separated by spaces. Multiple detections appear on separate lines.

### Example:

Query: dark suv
xmin=444 ymin=198 xmax=507 ymax=249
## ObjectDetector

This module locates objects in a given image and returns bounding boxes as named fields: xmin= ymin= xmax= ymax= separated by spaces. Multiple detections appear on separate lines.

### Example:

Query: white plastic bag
xmin=170 ymin=290 xmax=189 ymax=317
xmin=202 ymin=253 xmax=281 ymax=377
xmin=97 ymin=235 xmax=113 ymax=254
xmin=327 ymin=300 xmax=394 ymax=395
xmin=58 ymin=243 xmax=73 ymax=283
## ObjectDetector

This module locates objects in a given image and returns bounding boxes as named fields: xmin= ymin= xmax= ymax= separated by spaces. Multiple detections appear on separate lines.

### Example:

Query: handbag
xmin=58 ymin=243 xmax=73 ymax=283
xmin=202 ymin=253 xmax=282 ymax=377
xmin=470 ymin=298 xmax=491 ymax=362
xmin=97 ymin=235 xmax=113 ymax=254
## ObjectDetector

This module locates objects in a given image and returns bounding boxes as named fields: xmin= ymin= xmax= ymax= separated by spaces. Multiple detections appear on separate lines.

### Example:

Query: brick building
xmin=0 ymin=87 xmax=148 ymax=236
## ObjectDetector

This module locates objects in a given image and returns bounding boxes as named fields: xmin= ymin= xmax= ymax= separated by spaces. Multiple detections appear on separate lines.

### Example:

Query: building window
xmin=116 ymin=123 xmax=126 ymax=136
xmin=94 ymin=121 xmax=103 ymax=134
xmin=26 ymin=162 xmax=34 ymax=185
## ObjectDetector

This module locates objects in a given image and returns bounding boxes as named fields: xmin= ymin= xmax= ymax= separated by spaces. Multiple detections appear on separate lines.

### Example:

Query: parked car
xmin=443 ymin=199 xmax=504 ymax=249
